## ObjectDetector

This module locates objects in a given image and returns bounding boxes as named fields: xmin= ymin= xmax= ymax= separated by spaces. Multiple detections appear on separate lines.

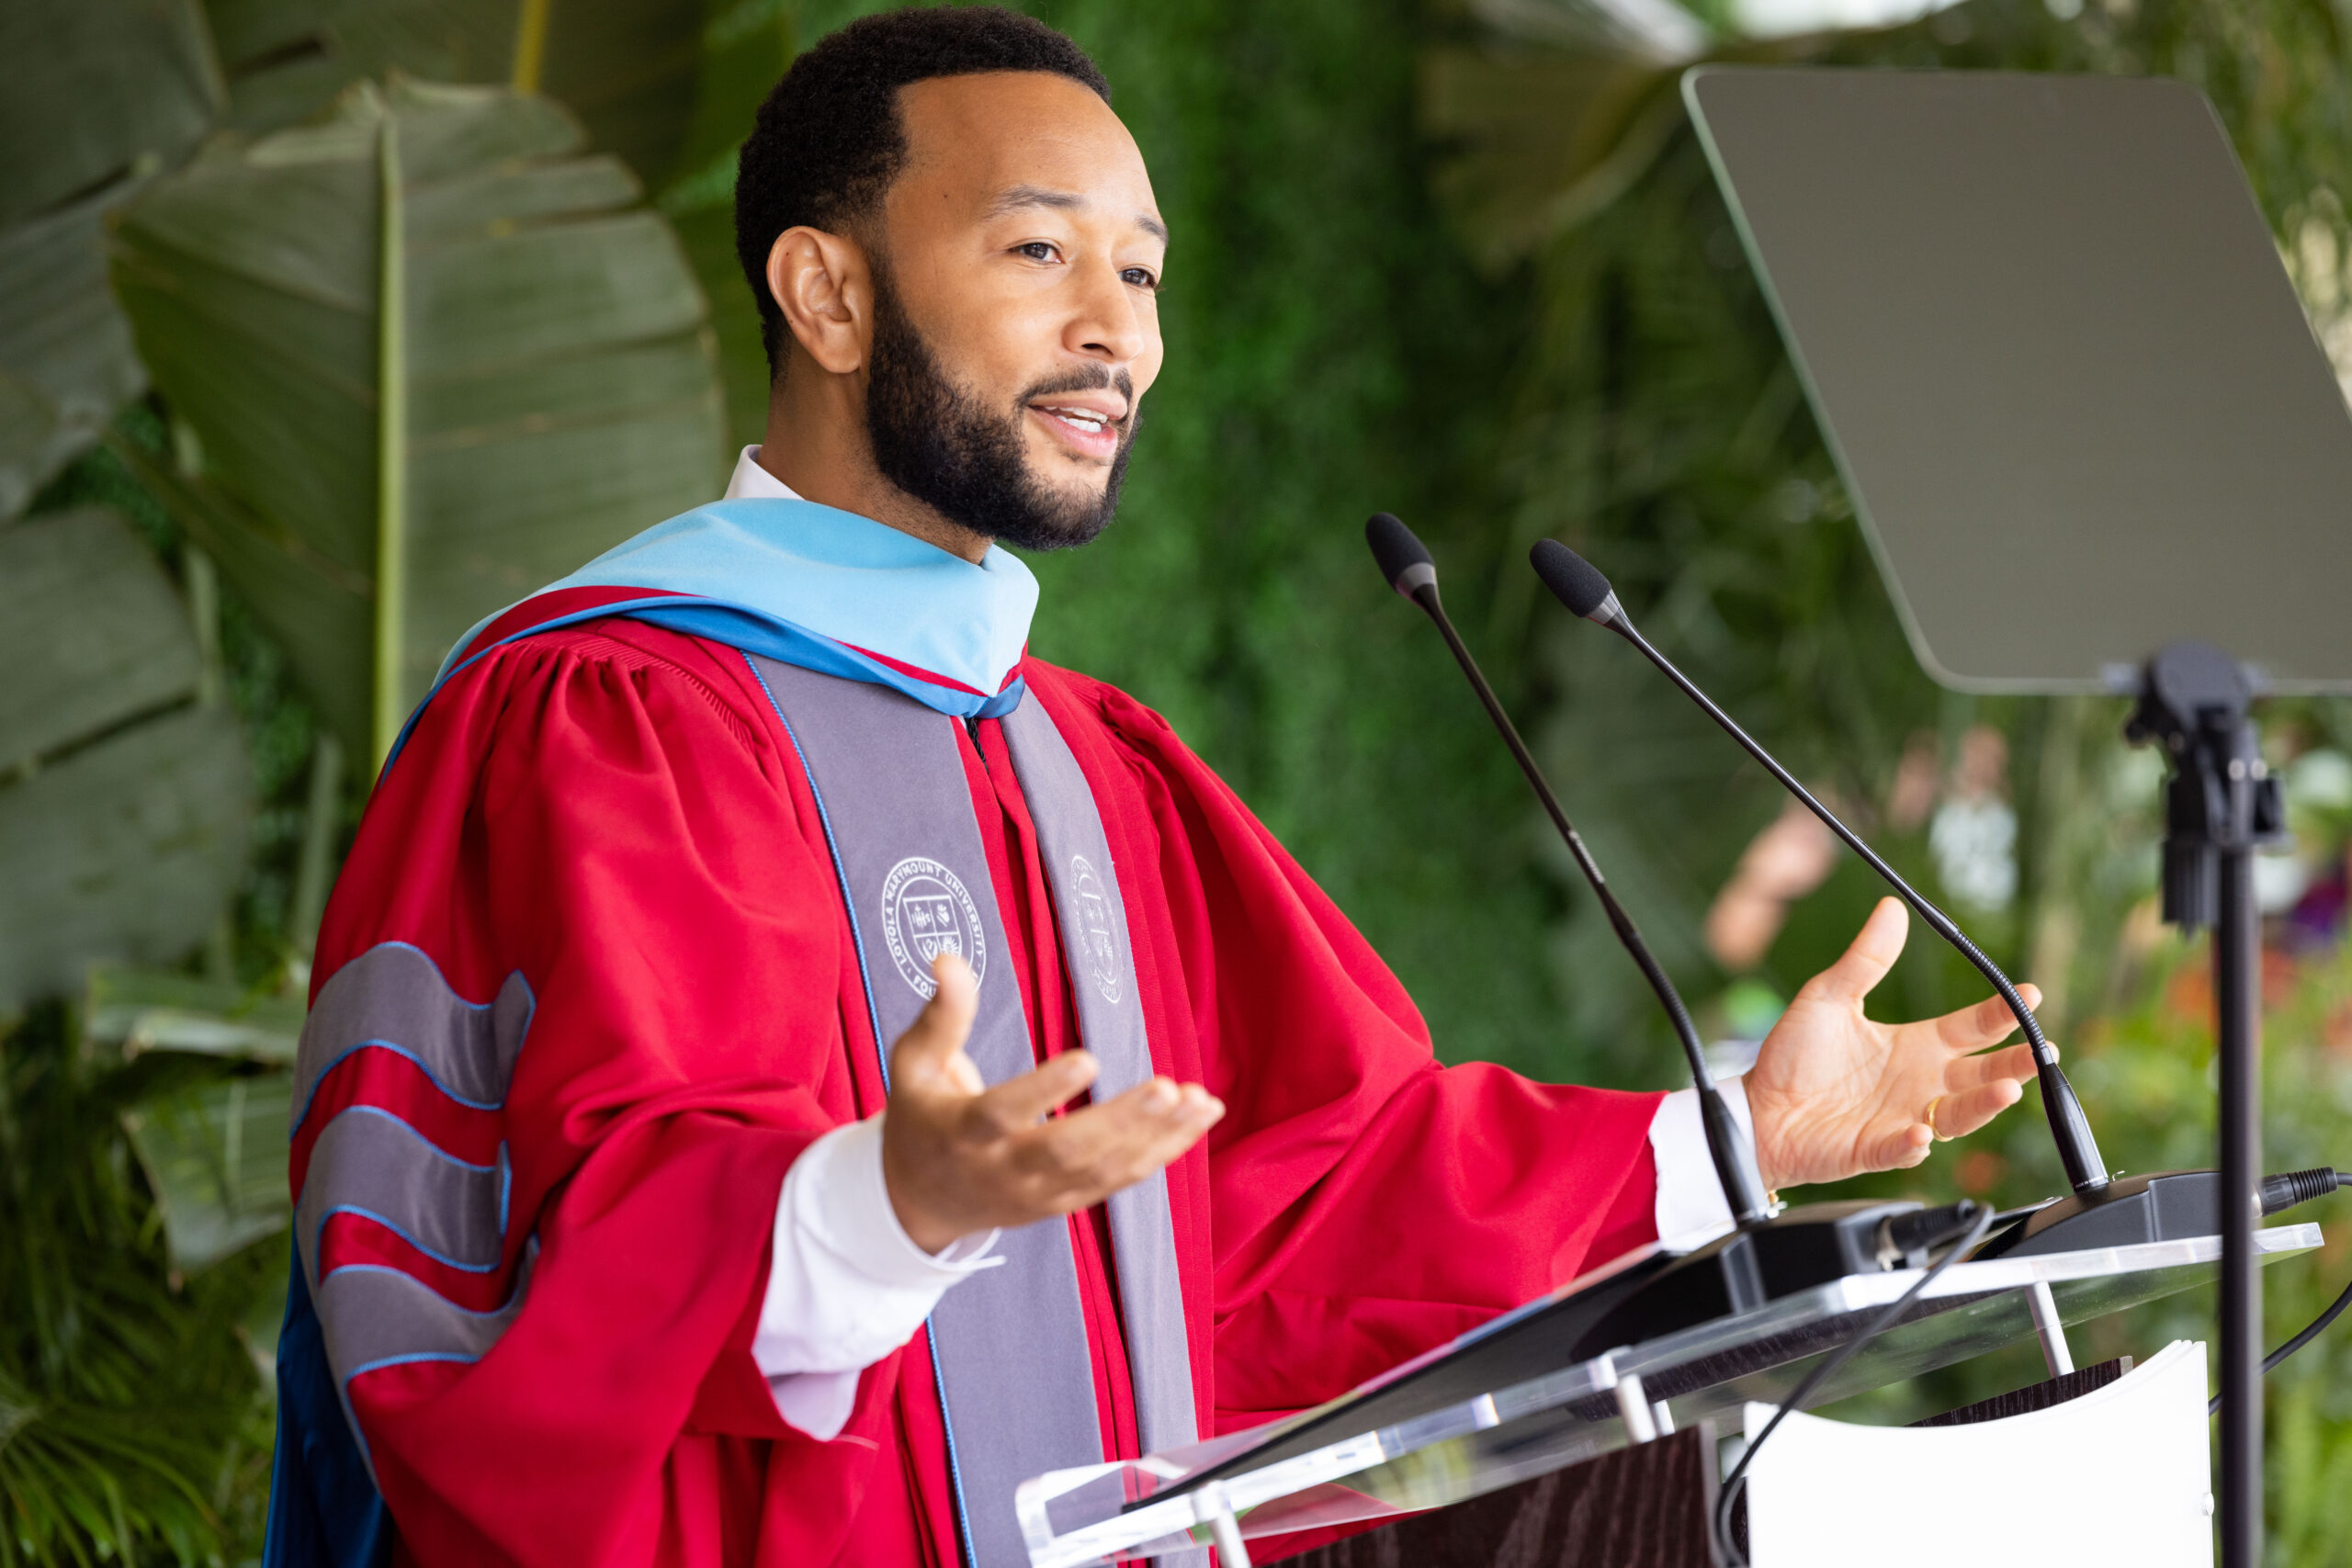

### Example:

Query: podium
xmin=1016 ymin=1224 xmax=2318 ymax=1565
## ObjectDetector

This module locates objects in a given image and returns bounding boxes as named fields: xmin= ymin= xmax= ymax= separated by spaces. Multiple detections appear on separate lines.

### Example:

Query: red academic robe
xmin=307 ymin=615 xmax=1664 ymax=1565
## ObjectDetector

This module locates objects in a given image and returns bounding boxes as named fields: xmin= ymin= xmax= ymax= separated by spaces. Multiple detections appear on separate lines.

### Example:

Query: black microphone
xmin=1369 ymin=513 xmax=1770 ymax=1232
xmin=1530 ymin=537 xmax=2112 ymax=1198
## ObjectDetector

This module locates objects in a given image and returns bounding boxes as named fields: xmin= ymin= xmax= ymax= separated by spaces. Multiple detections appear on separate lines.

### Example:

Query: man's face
xmin=865 ymin=73 xmax=1166 ymax=550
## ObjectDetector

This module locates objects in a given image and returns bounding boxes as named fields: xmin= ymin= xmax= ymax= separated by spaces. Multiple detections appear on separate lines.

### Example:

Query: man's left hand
xmin=1746 ymin=896 xmax=2043 ymax=1192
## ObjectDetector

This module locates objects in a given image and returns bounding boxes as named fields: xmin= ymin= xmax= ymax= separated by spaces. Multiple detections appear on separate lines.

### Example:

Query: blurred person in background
xmin=1928 ymin=725 xmax=2018 ymax=913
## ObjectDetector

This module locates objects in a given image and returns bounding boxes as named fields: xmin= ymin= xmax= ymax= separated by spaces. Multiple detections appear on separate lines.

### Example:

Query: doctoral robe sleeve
xmin=301 ymin=629 xmax=899 ymax=1563
xmin=1030 ymin=666 xmax=1663 ymax=1433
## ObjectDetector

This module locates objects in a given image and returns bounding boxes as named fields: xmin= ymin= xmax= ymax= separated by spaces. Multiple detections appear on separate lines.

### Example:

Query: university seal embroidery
xmin=1069 ymin=854 xmax=1122 ymax=1004
xmin=881 ymin=857 xmax=987 ymax=998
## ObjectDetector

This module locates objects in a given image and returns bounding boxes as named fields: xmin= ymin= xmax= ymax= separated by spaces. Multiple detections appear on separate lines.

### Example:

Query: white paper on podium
xmin=1744 ymin=1339 xmax=2214 ymax=1567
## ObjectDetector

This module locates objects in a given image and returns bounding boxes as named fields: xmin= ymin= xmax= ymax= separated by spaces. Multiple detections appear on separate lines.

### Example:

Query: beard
xmin=864 ymin=266 xmax=1136 ymax=553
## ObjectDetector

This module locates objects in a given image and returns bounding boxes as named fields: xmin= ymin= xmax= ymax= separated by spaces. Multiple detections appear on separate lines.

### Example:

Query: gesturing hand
xmin=880 ymin=954 xmax=1225 ymax=1254
xmin=1746 ymin=897 xmax=2044 ymax=1192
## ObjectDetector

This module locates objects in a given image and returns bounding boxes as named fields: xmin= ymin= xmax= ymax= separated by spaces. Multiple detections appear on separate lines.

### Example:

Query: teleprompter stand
xmin=2126 ymin=645 xmax=2288 ymax=1557
xmin=1951 ymin=645 xmax=2288 ymax=1558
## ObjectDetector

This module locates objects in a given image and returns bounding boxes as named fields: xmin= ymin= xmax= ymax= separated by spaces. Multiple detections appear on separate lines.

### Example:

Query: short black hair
xmin=734 ymin=6 xmax=1113 ymax=378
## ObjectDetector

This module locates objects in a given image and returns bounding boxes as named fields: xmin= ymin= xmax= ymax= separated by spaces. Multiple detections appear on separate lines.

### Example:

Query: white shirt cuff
xmin=752 ymin=1115 xmax=1000 ymax=1438
xmin=1647 ymin=1075 xmax=1762 ymax=1250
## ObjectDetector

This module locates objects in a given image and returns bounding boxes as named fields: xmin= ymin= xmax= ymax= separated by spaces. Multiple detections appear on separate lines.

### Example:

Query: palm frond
xmin=1 ymin=1006 xmax=280 ymax=1567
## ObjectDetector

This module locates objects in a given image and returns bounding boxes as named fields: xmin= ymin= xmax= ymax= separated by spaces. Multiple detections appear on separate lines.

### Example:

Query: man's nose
xmin=1064 ymin=258 xmax=1151 ymax=367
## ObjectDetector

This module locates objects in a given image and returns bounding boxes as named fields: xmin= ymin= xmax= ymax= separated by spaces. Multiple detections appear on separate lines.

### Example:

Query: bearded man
xmin=264 ymin=9 xmax=2045 ymax=1566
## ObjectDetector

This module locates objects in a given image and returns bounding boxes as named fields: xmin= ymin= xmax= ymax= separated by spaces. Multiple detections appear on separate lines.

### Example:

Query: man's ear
xmin=766 ymin=226 xmax=871 ymax=377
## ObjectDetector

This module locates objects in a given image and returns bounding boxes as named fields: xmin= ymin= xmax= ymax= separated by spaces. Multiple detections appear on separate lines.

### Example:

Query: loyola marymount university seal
xmin=1068 ymin=854 xmax=1121 ymax=1004
xmin=881 ymin=856 xmax=988 ymax=998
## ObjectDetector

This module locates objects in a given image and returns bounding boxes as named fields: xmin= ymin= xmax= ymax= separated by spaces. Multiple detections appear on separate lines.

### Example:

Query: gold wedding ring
xmin=1925 ymin=1094 xmax=1952 ymax=1142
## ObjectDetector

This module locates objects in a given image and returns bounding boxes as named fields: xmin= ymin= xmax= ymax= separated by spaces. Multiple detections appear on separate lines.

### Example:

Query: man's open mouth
xmin=1033 ymin=402 xmax=1122 ymax=437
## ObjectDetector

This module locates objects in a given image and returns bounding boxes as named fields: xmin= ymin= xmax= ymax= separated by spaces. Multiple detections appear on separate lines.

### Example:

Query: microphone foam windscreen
xmin=1530 ymin=539 xmax=1614 ymax=620
xmin=1365 ymin=513 xmax=1432 ymax=590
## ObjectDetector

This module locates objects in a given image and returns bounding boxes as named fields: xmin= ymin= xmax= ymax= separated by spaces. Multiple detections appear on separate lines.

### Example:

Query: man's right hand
xmin=880 ymin=953 xmax=1224 ymax=1254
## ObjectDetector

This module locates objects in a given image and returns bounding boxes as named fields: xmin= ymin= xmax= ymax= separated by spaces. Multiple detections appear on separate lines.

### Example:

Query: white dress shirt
xmin=722 ymin=447 xmax=1758 ymax=1438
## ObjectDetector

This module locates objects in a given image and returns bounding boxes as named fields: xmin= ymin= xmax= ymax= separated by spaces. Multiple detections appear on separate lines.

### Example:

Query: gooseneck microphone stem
xmin=1420 ymin=594 xmax=1769 ymax=1229
xmin=1614 ymin=615 xmax=2105 ymax=1192
xmin=1368 ymin=518 xmax=1769 ymax=1228
xmin=1533 ymin=539 xmax=2109 ymax=1196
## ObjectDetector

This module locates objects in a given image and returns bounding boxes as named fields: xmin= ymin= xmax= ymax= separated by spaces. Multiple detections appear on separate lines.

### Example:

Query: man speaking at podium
xmin=266 ymin=9 xmax=2046 ymax=1566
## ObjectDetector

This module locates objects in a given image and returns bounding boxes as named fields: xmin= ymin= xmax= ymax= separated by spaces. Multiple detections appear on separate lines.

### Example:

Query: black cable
xmin=1713 ymin=1204 xmax=1996 ymax=1566
xmin=2208 ymin=1171 xmax=2352 ymax=1416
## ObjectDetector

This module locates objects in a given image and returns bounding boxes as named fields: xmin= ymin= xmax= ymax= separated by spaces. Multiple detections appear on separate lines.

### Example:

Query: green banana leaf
xmin=199 ymin=0 xmax=795 ymax=445
xmin=0 ymin=0 xmax=220 ymax=517
xmin=1420 ymin=0 xmax=1868 ymax=270
xmin=120 ymin=1071 xmax=295 ymax=1273
xmin=204 ymin=0 xmax=705 ymax=186
xmin=111 ymin=76 xmax=726 ymax=761
xmin=85 ymin=965 xmax=305 ymax=1065
xmin=0 ymin=508 xmax=252 ymax=1011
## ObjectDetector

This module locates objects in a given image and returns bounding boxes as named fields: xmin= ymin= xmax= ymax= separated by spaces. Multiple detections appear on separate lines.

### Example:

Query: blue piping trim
xmin=320 ymin=1260 xmax=532 ymax=1393
xmin=291 ymin=1041 xmax=504 ymax=1134
xmin=290 ymin=950 xmax=536 ymax=1135
xmin=305 ymin=1104 xmax=501 ymax=1173
xmin=320 ymin=1261 xmax=523 ymax=1310
xmin=740 ymin=649 xmax=978 ymax=1568
xmin=315 ymin=938 xmax=513 ymax=998
xmin=345 ymin=1351 xmax=480 ymax=1378
xmin=322 ymin=1262 xmax=528 ymax=1452
xmin=300 ymin=1103 xmax=506 ymax=1277
xmin=351 ymin=937 xmax=469 ymax=967
xmin=310 ymin=1207 xmax=502 ymax=1275
xmin=927 ymin=1330 xmax=982 ymax=1568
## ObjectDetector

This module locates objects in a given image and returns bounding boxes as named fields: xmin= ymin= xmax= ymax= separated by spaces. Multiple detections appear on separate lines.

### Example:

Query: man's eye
xmin=1122 ymin=267 xmax=1160 ymax=292
xmin=1016 ymin=242 xmax=1058 ymax=263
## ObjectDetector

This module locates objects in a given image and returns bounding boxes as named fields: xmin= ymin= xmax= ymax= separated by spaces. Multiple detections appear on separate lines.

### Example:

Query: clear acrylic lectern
xmin=1016 ymin=1224 xmax=2319 ymax=1566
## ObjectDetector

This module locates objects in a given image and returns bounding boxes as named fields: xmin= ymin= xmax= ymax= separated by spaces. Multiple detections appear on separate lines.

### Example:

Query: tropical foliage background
xmin=6 ymin=0 xmax=2352 ymax=1561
